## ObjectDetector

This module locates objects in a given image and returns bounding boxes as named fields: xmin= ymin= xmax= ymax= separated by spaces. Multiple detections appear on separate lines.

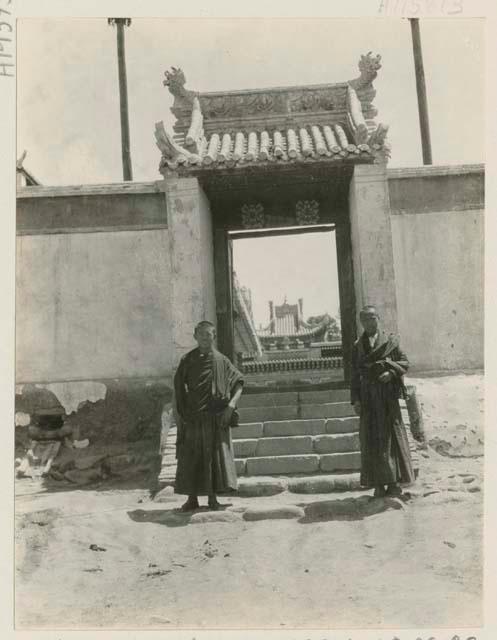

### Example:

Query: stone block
xmin=231 ymin=422 xmax=263 ymax=440
xmin=242 ymin=505 xmax=305 ymax=521
xmin=301 ymin=402 xmax=354 ymax=419
xmin=319 ymin=452 xmax=361 ymax=472
xmin=238 ymin=405 xmax=298 ymax=424
xmin=190 ymin=511 xmax=242 ymax=524
xmin=235 ymin=458 xmax=246 ymax=475
xmin=255 ymin=436 xmax=313 ymax=456
xmin=233 ymin=439 xmax=258 ymax=458
xmin=246 ymin=455 xmax=319 ymax=476
xmin=313 ymin=433 xmax=360 ymax=454
xmin=302 ymin=495 xmax=404 ymax=522
xmin=264 ymin=419 xmax=325 ymax=437
xmin=288 ymin=473 xmax=361 ymax=494
xmin=239 ymin=392 xmax=298 ymax=408
xmin=299 ymin=389 xmax=350 ymax=404
xmin=236 ymin=477 xmax=288 ymax=497
xmin=326 ymin=417 xmax=359 ymax=434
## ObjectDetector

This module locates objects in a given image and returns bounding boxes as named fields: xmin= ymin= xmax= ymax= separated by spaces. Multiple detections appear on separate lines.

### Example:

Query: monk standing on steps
xmin=173 ymin=320 xmax=244 ymax=512
xmin=351 ymin=305 xmax=415 ymax=498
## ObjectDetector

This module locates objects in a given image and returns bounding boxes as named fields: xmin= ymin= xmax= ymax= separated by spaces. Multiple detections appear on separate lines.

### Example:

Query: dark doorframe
xmin=335 ymin=219 xmax=356 ymax=383
xmin=213 ymin=228 xmax=235 ymax=361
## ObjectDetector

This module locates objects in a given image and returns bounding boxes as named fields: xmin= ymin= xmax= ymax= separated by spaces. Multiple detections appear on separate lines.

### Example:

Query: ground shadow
xmin=297 ymin=495 xmax=408 ymax=523
xmin=128 ymin=507 xmax=193 ymax=528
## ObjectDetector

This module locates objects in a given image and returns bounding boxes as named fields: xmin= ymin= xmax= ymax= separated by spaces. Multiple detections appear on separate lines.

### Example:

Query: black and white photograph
xmin=4 ymin=1 xmax=495 ymax=637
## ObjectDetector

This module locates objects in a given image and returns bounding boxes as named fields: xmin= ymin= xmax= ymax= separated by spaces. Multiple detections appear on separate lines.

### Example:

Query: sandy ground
xmin=15 ymin=373 xmax=484 ymax=630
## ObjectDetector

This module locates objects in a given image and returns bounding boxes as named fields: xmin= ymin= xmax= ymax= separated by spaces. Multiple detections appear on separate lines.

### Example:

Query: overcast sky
xmin=233 ymin=231 xmax=339 ymax=328
xmin=16 ymin=17 xmax=484 ymax=327
xmin=18 ymin=17 xmax=484 ymax=185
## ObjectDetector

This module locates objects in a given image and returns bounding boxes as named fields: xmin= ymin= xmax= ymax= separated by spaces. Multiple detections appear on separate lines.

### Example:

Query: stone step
xmin=238 ymin=401 xmax=354 ymax=423
xmin=299 ymin=389 xmax=350 ymax=404
xmin=238 ymin=451 xmax=361 ymax=476
xmin=232 ymin=417 xmax=359 ymax=440
xmin=233 ymin=432 xmax=360 ymax=458
xmin=264 ymin=419 xmax=326 ymax=437
xmin=300 ymin=402 xmax=354 ymax=419
xmin=238 ymin=405 xmax=298 ymax=423
xmin=239 ymin=388 xmax=350 ymax=408
xmin=239 ymin=392 xmax=298 ymax=408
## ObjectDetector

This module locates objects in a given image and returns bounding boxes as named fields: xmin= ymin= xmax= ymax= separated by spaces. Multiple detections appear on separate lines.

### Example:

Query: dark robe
xmin=173 ymin=348 xmax=244 ymax=496
xmin=351 ymin=331 xmax=415 ymax=488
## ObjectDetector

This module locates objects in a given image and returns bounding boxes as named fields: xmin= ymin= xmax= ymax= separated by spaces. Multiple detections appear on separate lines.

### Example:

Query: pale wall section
xmin=165 ymin=177 xmax=216 ymax=366
xmin=388 ymin=166 xmax=484 ymax=371
xmin=349 ymin=163 xmax=398 ymax=334
xmin=16 ymin=229 xmax=173 ymax=382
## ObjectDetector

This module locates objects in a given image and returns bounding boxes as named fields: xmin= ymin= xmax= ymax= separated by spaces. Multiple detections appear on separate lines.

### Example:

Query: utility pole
xmin=108 ymin=18 xmax=133 ymax=181
xmin=409 ymin=18 xmax=433 ymax=165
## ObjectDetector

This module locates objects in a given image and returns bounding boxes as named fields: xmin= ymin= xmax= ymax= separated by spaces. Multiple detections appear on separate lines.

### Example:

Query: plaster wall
xmin=349 ymin=163 xmax=398 ymax=335
xmin=16 ymin=229 xmax=173 ymax=383
xmin=164 ymin=177 xmax=216 ymax=366
xmin=391 ymin=209 xmax=484 ymax=371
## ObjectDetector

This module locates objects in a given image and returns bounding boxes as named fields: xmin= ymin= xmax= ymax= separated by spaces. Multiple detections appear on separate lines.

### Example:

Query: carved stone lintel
xmin=241 ymin=203 xmax=265 ymax=229
xmin=295 ymin=200 xmax=320 ymax=226
xmin=289 ymin=90 xmax=335 ymax=113
xmin=199 ymin=86 xmax=342 ymax=122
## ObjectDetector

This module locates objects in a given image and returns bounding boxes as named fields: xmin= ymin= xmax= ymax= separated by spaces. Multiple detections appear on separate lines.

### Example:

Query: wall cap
xmin=387 ymin=164 xmax=484 ymax=180
xmin=17 ymin=180 xmax=166 ymax=199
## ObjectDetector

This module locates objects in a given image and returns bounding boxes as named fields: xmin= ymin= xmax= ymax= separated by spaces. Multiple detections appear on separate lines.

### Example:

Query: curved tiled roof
xmin=258 ymin=315 xmax=332 ymax=340
xmin=157 ymin=122 xmax=377 ymax=172
xmin=156 ymin=54 xmax=390 ymax=175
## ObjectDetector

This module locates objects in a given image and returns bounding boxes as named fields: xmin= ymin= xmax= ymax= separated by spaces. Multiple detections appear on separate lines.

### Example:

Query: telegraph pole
xmin=409 ymin=18 xmax=433 ymax=165
xmin=108 ymin=18 xmax=133 ymax=181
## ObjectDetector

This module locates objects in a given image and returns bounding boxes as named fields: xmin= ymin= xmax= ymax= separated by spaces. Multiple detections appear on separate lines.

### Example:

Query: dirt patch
xmin=14 ymin=373 xmax=484 ymax=629
xmin=409 ymin=373 xmax=484 ymax=457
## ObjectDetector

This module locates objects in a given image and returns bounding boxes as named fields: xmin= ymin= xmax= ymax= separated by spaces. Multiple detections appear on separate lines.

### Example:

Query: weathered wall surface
xmin=388 ymin=166 xmax=484 ymax=371
xmin=16 ymin=229 xmax=173 ymax=382
xmin=349 ymin=163 xmax=398 ymax=335
xmin=164 ymin=177 xmax=216 ymax=367
xmin=14 ymin=166 xmax=484 ymax=477
xmin=15 ymin=184 xmax=174 ymax=476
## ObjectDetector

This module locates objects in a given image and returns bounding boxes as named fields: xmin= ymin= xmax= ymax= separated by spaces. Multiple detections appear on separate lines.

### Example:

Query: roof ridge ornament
xmin=163 ymin=66 xmax=198 ymax=116
xmin=163 ymin=67 xmax=189 ymax=98
xmin=354 ymin=52 xmax=382 ymax=89
xmin=349 ymin=51 xmax=382 ymax=120
xmin=156 ymin=54 xmax=391 ymax=175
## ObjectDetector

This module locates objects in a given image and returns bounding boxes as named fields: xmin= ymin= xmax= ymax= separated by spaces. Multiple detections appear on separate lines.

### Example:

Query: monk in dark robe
xmin=174 ymin=321 xmax=244 ymax=512
xmin=351 ymin=305 xmax=415 ymax=498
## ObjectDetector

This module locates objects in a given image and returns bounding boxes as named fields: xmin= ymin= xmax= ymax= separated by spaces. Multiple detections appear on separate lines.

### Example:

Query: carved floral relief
xmin=241 ymin=203 xmax=265 ymax=229
xmin=295 ymin=200 xmax=320 ymax=226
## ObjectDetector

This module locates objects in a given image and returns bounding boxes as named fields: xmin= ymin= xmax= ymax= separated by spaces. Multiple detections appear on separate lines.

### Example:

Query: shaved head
xmin=194 ymin=320 xmax=216 ymax=333
xmin=359 ymin=305 xmax=379 ymax=318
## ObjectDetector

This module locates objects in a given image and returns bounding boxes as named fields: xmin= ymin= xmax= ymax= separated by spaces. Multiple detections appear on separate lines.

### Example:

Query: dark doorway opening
xmin=213 ymin=222 xmax=355 ymax=389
